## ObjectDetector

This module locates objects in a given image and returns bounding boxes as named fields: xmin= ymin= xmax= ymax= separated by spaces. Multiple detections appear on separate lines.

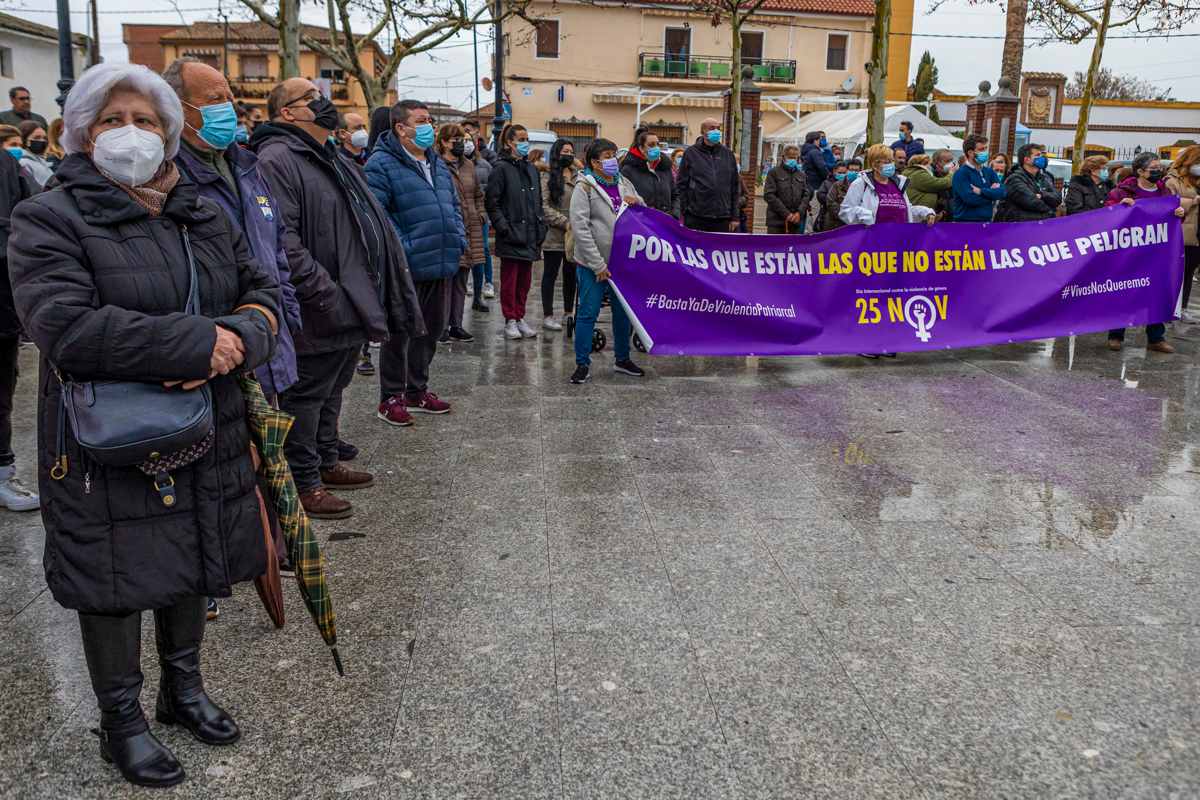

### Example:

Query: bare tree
xmin=865 ymin=0 xmax=890 ymax=145
xmin=1029 ymin=0 xmax=1200 ymax=171
xmin=234 ymin=0 xmax=536 ymax=111
xmin=999 ymin=0 xmax=1028 ymax=90
xmin=1065 ymin=67 xmax=1165 ymax=100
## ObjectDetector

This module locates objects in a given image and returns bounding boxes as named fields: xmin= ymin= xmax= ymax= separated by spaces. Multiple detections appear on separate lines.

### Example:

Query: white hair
xmin=61 ymin=62 xmax=183 ymax=159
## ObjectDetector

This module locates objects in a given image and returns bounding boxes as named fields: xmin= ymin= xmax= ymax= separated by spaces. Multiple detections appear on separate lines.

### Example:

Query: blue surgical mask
xmin=5 ymin=147 xmax=21 ymax=160
xmin=515 ymin=140 xmax=530 ymax=157
xmin=600 ymin=157 xmax=619 ymax=177
xmin=819 ymin=137 xmax=828 ymax=148
xmin=647 ymin=146 xmax=661 ymax=161
xmin=706 ymin=129 xmax=722 ymax=145
xmin=1099 ymin=168 xmax=1110 ymax=181
xmin=847 ymin=170 xmax=860 ymax=181
xmin=975 ymin=151 xmax=990 ymax=165
xmin=1033 ymin=155 xmax=1049 ymax=170
xmin=413 ymin=122 xmax=435 ymax=149
xmin=834 ymin=172 xmax=846 ymax=181
xmin=880 ymin=163 xmax=896 ymax=178
xmin=188 ymin=100 xmax=238 ymax=150
xmin=784 ymin=158 xmax=798 ymax=170
xmin=234 ymin=125 xmax=249 ymax=144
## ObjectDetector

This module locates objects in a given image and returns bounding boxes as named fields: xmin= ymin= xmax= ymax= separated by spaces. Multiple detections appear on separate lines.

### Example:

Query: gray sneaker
xmin=0 ymin=467 xmax=39 ymax=512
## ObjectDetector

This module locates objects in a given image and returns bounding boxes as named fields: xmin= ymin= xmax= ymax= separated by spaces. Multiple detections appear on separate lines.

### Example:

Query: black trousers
xmin=0 ymin=335 xmax=16 ymax=468
xmin=541 ymin=250 xmax=577 ymax=317
xmin=380 ymin=278 xmax=449 ymax=402
xmin=684 ymin=214 xmax=733 ymax=233
xmin=279 ymin=347 xmax=359 ymax=492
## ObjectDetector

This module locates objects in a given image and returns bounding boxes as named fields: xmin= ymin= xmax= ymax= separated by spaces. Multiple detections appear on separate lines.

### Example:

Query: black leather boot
xmin=153 ymin=596 xmax=240 ymax=746
xmin=78 ymin=612 xmax=186 ymax=788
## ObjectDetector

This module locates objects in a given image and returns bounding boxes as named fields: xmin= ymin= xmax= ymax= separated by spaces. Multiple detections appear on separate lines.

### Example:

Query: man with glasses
xmin=0 ymin=87 xmax=46 ymax=128
xmin=365 ymin=100 xmax=466 ymax=427
xmin=252 ymin=78 xmax=423 ymax=520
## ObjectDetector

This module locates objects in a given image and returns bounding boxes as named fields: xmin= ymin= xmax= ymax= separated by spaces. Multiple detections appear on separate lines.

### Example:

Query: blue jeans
xmin=481 ymin=221 xmax=494 ymax=284
xmin=574 ymin=266 xmax=630 ymax=367
xmin=1109 ymin=323 xmax=1165 ymax=344
xmin=470 ymin=263 xmax=486 ymax=300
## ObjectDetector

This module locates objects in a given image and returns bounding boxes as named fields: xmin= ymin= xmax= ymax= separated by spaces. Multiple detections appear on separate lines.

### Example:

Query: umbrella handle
xmin=331 ymin=646 xmax=345 ymax=677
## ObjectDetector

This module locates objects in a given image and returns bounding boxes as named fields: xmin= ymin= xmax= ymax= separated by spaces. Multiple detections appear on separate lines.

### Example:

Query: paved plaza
xmin=2 ymin=286 xmax=1199 ymax=799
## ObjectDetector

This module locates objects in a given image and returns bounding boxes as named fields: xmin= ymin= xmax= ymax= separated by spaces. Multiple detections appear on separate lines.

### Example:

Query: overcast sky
xmin=7 ymin=0 xmax=1199 ymax=108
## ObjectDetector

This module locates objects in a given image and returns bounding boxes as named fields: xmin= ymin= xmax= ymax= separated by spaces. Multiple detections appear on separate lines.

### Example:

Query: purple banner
xmin=607 ymin=197 xmax=1184 ymax=356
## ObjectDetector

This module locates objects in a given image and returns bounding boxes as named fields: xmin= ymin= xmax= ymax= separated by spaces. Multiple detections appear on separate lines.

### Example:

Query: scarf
xmin=115 ymin=161 xmax=181 ymax=217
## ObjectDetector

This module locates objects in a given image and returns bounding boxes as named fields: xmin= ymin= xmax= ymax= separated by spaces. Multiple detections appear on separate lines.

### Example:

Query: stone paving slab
xmin=1 ymin=281 xmax=1199 ymax=798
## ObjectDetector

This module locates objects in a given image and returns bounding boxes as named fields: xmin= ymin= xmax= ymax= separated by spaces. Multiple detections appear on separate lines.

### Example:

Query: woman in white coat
xmin=840 ymin=143 xmax=937 ymax=226
xmin=567 ymin=137 xmax=645 ymax=384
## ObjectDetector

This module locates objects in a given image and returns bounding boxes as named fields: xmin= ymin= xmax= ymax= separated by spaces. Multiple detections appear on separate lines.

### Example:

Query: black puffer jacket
xmin=485 ymin=151 xmax=546 ymax=261
xmin=620 ymin=149 xmax=678 ymax=216
xmin=1064 ymin=174 xmax=1107 ymax=215
xmin=677 ymin=137 xmax=740 ymax=222
xmin=7 ymin=154 xmax=280 ymax=614
xmin=763 ymin=164 xmax=811 ymax=232
xmin=252 ymin=122 xmax=423 ymax=354
xmin=0 ymin=143 xmax=27 ymax=336
xmin=995 ymin=168 xmax=1061 ymax=222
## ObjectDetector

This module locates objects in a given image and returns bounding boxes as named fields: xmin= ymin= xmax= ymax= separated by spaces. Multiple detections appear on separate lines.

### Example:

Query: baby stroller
xmin=564 ymin=281 xmax=646 ymax=353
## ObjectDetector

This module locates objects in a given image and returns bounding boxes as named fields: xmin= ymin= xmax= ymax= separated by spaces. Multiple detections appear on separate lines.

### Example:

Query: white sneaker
xmin=466 ymin=285 xmax=474 ymax=297
xmin=543 ymin=315 xmax=563 ymax=331
xmin=504 ymin=319 xmax=522 ymax=340
xmin=1180 ymin=310 xmax=1198 ymax=324
xmin=483 ymin=282 xmax=496 ymax=299
xmin=517 ymin=319 xmax=538 ymax=338
xmin=0 ymin=467 xmax=39 ymax=512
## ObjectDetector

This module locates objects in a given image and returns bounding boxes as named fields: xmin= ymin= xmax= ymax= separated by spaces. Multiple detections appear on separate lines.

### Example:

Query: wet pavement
xmin=1 ymin=282 xmax=1198 ymax=799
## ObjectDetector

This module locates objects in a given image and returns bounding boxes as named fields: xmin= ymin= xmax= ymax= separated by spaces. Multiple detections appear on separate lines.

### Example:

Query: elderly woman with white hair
xmin=8 ymin=62 xmax=279 ymax=788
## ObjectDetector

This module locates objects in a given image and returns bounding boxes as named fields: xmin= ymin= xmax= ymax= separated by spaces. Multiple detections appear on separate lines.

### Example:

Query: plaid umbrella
xmin=239 ymin=374 xmax=344 ymax=676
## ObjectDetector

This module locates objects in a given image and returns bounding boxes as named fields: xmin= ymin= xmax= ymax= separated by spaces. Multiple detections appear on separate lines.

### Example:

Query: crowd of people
xmin=0 ymin=60 xmax=1193 ymax=790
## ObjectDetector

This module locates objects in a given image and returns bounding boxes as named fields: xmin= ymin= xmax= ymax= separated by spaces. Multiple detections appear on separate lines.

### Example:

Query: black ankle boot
xmin=79 ymin=612 xmax=186 ymax=788
xmin=154 ymin=597 xmax=240 ymax=746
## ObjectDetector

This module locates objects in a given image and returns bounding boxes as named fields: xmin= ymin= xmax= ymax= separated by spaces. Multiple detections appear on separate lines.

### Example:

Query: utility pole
xmin=219 ymin=0 xmax=230 ymax=77
xmin=472 ymin=23 xmax=480 ymax=123
xmin=492 ymin=0 xmax=504 ymax=152
xmin=55 ymin=0 xmax=75 ymax=110
xmin=865 ymin=0 xmax=891 ymax=146
xmin=88 ymin=0 xmax=100 ymax=66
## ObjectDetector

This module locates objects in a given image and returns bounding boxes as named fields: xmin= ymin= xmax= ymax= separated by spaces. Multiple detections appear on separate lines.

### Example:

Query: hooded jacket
xmin=1064 ymin=174 xmax=1108 ymax=217
xmin=994 ymin=167 xmax=1061 ymax=222
xmin=252 ymin=122 xmax=424 ymax=352
xmin=1105 ymin=175 xmax=1168 ymax=206
xmin=446 ymin=154 xmax=486 ymax=268
xmin=7 ymin=154 xmax=279 ymax=613
xmin=838 ymin=172 xmax=935 ymax=225
xmin=620 ymin=148 xmax=678 ymax=217
xmin=0 ymin=145 xmax=28 ymax=337
xmin=762 ymin=162 xmax=811 ymax=232
xmin=800 ymin=140 xmax=829 ymax=190
xmin=175 ymin=141 xmax=300 ymax=397
xmin=541 ymin=166 xmax=577 ymax=252
xmin=365 ymin=131 xmax=467 ymax=283
xmin=677 ymin=136 xmax=740 ymax=221
xmin=485 ymin=150 xmax=546 ymax=262
xmin=901 ymin=165 xmax=952 ymax=212
xmin=569 ymin=172 xmax=643 ymax=275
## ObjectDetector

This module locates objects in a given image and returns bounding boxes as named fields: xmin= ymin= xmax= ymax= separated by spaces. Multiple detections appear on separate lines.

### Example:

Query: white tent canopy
xmin=763 ymin=105 xmax=962 ymax=161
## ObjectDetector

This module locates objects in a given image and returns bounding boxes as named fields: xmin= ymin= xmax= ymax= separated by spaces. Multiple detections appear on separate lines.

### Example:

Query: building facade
xmin=123 ymin=21 xmax=389 ymax=118
xmin=486 ymin=0 xmax=912 ymax=151
xmin=0 ymin=12 xmax=89 ymax=122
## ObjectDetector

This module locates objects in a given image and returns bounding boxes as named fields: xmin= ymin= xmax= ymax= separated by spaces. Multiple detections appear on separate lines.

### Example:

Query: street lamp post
xmin=56 ymin=0 xmax=76 ymax=110
xmin=492 ymin=0 xmax=504 ymax=152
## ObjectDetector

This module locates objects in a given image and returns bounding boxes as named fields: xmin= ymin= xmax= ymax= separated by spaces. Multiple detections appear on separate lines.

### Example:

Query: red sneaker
xmin=407 ymin=391 xmax=451 ymax=414
xmin=377 ymin=395 xmax=414 ymax=427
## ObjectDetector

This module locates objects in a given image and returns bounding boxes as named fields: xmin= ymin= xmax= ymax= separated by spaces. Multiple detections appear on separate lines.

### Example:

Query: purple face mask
xmin=600 ymin=157 xmax=619 ymax=177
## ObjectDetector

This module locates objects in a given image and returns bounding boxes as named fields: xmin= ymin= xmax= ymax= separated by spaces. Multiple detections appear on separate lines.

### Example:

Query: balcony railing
xmin=229 ymin=76 xmax=350 ymax=102
xmin=637 ymin=52 xmax=797 ymax=84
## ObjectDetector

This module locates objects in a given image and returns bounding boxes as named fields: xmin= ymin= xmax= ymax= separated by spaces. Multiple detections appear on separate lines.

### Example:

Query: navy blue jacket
xmin=800 ymin=143 xmax=829 ymax=190
xmin=175 ymin=142 xmax=300 ymax=397
xmin=889 ymin=137 xmax=926 ymax=158
xmin=365 ymin=132 xmax=466 ymax=283
xmin=951 ymin=163 xmax=1006 ymax=222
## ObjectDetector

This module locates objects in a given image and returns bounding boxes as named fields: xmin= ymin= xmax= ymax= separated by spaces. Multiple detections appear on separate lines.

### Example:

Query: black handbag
xmin=53 ymin=227 xmax=214 ymax=507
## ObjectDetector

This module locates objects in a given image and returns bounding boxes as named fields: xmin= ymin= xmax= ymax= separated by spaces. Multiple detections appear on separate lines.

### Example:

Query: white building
xmin=0 ymin=12 xmax=90 ymax=122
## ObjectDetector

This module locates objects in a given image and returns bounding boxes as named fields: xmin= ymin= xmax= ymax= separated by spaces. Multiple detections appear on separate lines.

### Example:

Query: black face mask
xmin=559 ymin=153 xmax=575 ymax=168
xmin=1147 ymin=169 xmax=1165 ymax=183
xmin=28 ymin=139 xmax=46 ymax=155
xmin=450 ymin=141 xmax=465 ymax=157
xmin=306 ymin=96 xmax=339 ymax=131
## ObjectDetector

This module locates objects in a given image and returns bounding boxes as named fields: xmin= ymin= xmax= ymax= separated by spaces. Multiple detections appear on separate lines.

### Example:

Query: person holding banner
xmin=763 ymin=145 xmax=811 ymax=234
xmin=1105 ymin=152 xmax=1185 ymax=353
xmin=1065 ymin=155 xmax=1110 ymax=216
xmin=901 ymin=153 xmax=953 ymax=215
xmin=839 ymin=144 xmax=936 ymax=227
xmin=568 ymin=138 xmax=645 ymax=384
xmin=1165 ymin=146 xmax=1200 ymax=320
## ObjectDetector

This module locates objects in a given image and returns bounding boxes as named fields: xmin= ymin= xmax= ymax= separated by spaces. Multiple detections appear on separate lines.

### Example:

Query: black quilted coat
xmin=7 ymin=154 xmax=279 ymax=614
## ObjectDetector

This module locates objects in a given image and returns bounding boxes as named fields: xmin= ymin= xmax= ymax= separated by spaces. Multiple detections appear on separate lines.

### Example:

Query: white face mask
xmin=92 ymin=124 xmax=164 ymax=187
xmin=350 ymin=129 xmax=369 ymax=149
xmin=463 ymin=138 xmax=476 ymax=156
xmin=1190 ymin=165 xmax=1200 ymax=178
